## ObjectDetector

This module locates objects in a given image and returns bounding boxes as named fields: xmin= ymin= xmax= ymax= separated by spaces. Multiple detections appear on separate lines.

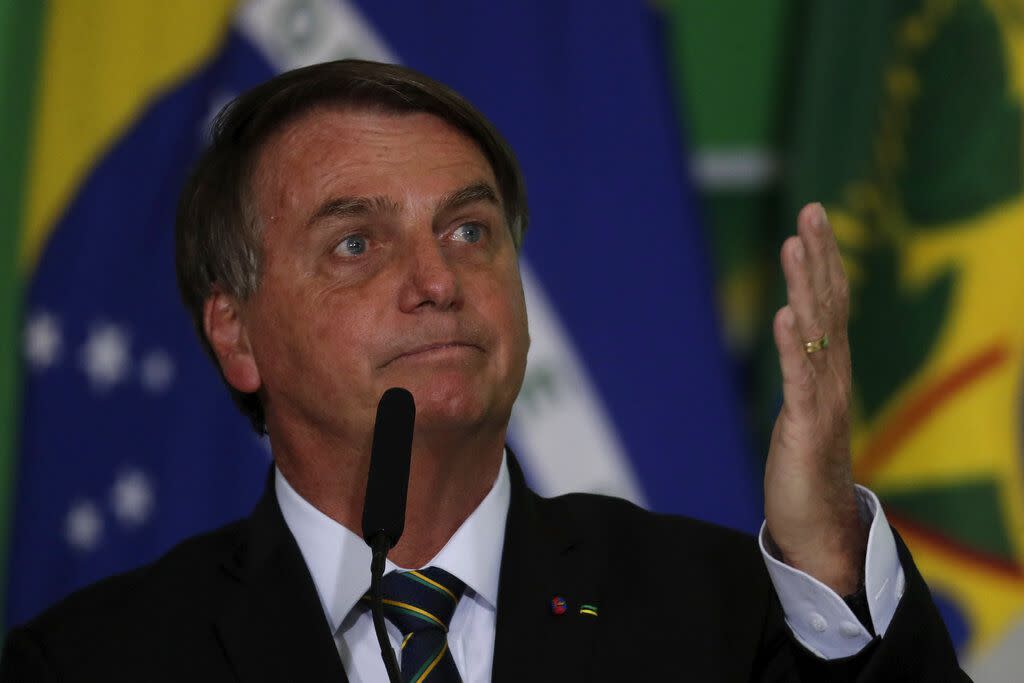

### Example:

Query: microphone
xmin=362 ymin=387 xmax=415 ymax=683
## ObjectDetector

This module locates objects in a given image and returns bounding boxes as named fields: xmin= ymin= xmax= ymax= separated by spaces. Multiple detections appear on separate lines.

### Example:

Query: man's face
xmin=237 ymin=107 xmax=529 ymax=442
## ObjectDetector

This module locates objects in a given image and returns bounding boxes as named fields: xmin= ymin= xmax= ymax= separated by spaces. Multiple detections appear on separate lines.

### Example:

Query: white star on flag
xmin=80 ymin=323 xmax=131 ymax=391
xmin=65 ymin=500 xmax=104 ymax=551
xmin=140 ymin=350 xmax=175 ymax=394
xmin=110 ymin=469 xmax=154 ymax=527
xmin=24 ymin=311 xmax=63 ymax=370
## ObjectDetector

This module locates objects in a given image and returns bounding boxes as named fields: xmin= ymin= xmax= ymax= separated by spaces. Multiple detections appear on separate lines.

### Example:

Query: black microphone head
xmin=361 ymin=387 xmax=415 ymax=548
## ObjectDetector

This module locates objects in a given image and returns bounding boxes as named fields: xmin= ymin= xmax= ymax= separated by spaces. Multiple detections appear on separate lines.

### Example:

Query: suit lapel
xmin=214 ymin=472 xmax=348 ymax=683
xmin=211 ymin=454 xmax=605 ymax=682
xmin=492 ymin=453 xmax=605 ymax=683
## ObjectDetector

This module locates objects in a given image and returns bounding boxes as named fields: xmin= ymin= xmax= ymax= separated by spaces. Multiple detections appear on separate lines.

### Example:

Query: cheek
xmin=489 ymin=281 xmax=529 ymax=406
xmin=504 ymin=287 xmax=529 ymax=347
xmin=307 ymin=285 xmax=396 ymax=377
xmin=501 ymin=261 xmax=530 ymax=333
xmin=306 ymin=296 xmax=368 ymax=355
xmin=480 ymin=272 xmax=529 ymax=361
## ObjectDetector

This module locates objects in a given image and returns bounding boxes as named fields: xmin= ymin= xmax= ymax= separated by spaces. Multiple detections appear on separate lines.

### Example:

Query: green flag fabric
xmin=788 ymin=1 xmax=1024 ymax=676
xmin=0 ymin=0 xmax=46 ymax=626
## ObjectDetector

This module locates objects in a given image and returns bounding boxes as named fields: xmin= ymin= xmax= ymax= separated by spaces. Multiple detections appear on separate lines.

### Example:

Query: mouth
xmin=384 ymin=341 xmax=483 ymax=366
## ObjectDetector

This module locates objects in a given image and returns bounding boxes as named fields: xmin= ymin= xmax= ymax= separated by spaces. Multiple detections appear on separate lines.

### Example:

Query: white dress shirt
xmin=277 ymin=453 xmax=904 ymax=681
xmin=276 ymin=456 xmax=510 ymax=683
xmin=759 ymin=485 xmax=905 ymax=659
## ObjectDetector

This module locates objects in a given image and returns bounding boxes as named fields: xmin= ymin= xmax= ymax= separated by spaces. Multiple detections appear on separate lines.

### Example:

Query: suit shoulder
xmin=13 ymin=517 xmax=248 ymax=636
xmin=538 ymin=491 xmax=773 ymax=622
xmin=544 ymin=490 xmax=758 ymax=560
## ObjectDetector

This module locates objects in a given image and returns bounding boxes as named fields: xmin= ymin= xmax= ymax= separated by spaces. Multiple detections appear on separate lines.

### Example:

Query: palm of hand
xmin=765 ymin=203 xmax=866 ymax=596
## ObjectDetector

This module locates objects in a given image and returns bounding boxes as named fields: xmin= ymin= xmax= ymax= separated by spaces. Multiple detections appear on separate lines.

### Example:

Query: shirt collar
xmin=275 ymin=450 xmax=511 ymax=633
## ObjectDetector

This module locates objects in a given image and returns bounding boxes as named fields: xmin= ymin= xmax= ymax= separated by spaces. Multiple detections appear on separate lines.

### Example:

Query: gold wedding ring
xmin=803 ymin=334 xmax=829 ymax=354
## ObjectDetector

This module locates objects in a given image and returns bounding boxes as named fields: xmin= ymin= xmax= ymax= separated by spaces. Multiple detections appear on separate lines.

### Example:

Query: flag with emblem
xmin=787 ymin=1 xmax=1024 ymax=677
xmin=3 ymin=0 xmax=757 ymax=629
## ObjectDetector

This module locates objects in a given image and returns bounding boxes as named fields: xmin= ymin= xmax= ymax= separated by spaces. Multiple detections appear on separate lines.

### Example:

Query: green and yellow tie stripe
xmin=364 ymin=566 xmax=466 ymax=682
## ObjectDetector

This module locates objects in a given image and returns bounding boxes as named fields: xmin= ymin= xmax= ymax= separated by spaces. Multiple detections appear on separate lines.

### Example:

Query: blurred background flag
xmin=664 ymin=0 xmax=1024 ymax=677
xmin=786 ymin=0 xmax=1024 ymax=677
xmin=0 ymin=0 xmax=758 ymax=633
xmin=9 ymin=1 xmax=1024 ymax=679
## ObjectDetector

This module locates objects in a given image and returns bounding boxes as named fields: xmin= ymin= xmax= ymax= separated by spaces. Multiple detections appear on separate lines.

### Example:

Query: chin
xmin=402 ymin=377 xmax=494 ymax=432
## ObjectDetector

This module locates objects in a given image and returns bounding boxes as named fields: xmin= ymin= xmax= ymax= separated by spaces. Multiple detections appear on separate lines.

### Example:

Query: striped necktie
xmin=367 ymin=566 xmax=466 ymax=683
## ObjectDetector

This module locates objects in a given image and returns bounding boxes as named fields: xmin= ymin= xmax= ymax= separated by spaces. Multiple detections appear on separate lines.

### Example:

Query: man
xmin=0 ymin=60 xmax=966 ymax=681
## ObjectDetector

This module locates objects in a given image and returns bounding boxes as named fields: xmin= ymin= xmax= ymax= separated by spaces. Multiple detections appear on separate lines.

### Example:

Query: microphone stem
xmin=369 ymin=534 xmax=402 ymax=683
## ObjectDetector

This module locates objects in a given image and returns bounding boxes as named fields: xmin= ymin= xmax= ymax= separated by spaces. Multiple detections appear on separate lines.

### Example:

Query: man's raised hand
xmin=765 ymin=203 xmax=866 ymax=595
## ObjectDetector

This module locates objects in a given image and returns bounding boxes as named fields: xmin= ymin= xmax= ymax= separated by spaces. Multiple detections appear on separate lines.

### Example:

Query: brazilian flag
xmin=789 ymin=1 xmax=1024 ymax=676
xmin=0 ymin=1 xmax=46 ymax=617
xmin=0 ymin=0 xmax=755 ymax=631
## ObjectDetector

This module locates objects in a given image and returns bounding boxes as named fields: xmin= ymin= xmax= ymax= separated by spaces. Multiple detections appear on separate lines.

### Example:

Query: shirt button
xmin=839 ymin=621 xmax=862 ymax=638
xmin=808 ymin=613 xmax=828 ymax=632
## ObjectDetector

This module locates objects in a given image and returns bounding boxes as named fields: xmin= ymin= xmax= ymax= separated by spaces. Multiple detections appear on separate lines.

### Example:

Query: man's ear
xmin=203 ymin=287 xmax=262 ymax=393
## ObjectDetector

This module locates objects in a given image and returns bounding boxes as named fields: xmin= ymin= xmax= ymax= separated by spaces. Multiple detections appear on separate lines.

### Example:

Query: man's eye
xmin=452 ymin=223 xmax=484 ymax=244
xmin=335 ymin=235 xmax=368 ymax=256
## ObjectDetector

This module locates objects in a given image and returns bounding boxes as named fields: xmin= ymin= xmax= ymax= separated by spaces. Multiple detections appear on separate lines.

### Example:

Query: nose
xmin=397 ymin=236 xmax=462 ymax=313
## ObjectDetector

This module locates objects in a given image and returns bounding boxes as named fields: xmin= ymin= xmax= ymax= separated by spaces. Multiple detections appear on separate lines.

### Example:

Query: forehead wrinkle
xmin=253 ymin=108 xmax=502 ymax=236
xmin=307 ymin=194 xmax=401 ymax=228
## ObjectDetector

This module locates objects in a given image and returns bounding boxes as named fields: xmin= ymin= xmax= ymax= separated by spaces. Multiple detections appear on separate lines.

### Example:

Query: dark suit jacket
xmin=0 ymin=456 xmax=967 ymax=681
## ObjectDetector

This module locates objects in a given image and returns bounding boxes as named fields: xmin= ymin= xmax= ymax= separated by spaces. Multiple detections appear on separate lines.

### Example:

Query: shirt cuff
xmin=757 ymin=485 xmax=905 ymax=659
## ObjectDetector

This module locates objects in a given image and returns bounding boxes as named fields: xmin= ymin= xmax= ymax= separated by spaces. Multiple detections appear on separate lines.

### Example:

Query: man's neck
xmin=271 ymin=425 xmax=505 ymax=569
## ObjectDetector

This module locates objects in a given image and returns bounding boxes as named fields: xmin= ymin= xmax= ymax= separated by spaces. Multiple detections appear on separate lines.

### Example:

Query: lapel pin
xmin=579 ymin=604 xmax=598 ymax=617
xmin=550 ymin=596 xmax=568 ymax=615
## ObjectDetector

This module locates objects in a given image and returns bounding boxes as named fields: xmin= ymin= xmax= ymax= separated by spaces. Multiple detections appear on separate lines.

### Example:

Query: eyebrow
xmin=306 ymin=181 xmax=500 ymax=228
xmin=436 ymin=181 xmax=501 ymax=214
xmin=307 ymin=195 xmax=400 ymax=227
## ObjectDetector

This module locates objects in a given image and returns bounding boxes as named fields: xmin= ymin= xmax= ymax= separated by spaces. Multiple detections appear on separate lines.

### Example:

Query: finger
xmin=780 ymin=235 xmax=827 ymax=357
xmin=796 ymin=203 xmax=837 ymax=320
xmin=803 ymin=203 xmax=852 ymax=356
xmin=773 ymin=306 xmax=817 ymax=417
xmin=795 ymin=205 xmax=853 ymax=400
